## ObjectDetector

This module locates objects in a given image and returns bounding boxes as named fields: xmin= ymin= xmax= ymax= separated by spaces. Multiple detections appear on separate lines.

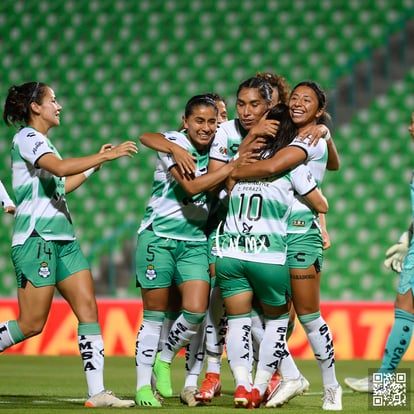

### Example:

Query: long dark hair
xmin=3 ymin=82 xmax=45 ymax=126
xmin=260 ymin=103 xmax=297 ymax=159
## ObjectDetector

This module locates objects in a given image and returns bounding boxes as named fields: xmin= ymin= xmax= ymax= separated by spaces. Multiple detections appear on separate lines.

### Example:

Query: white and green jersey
xmin=11 ymin=127 xmax=75 ymax=246
xmin=216 ymin=164 xmax=317 ymax=264
xmin=287 ymin=135 xmax=328 ymax=234
xmin=209 ymin=119 xmax=246 ymax=163
xmin=208 ymin=119 xmax=246 ymax=229
xmin=138 ymin=131 xmax=211 ymax=241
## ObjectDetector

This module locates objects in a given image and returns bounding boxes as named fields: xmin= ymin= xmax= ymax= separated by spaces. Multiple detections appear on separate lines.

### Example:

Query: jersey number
xmin=237 ymin=193 xmax=263 ymax=221
xmin=37 ymin=242 xmax=53 ymax=260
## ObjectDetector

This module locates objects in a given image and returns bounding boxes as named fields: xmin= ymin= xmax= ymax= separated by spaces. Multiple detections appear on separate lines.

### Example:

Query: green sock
xmin=7 ymin=320 xmax=25 ymax=343
xmin=379 ymin=309 xmax=414 ymax=373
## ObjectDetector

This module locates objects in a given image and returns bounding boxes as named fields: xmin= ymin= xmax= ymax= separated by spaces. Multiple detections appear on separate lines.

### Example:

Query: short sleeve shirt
xmin=11 ymin=127 xmax=75 ymax=246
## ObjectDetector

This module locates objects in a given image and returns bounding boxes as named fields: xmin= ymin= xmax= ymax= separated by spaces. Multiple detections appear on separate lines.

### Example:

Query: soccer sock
xmin=184 ymin=319 xmax=206 ymax=387
xmin=251 ymin=309 xmax=265 ymax=345
xmin=160 ymin=310 xmax=205 ymax=364
xmin=378 ymin=308 xmax=414 ymax=373
xmin=250 ymin=308 xmax=265 ymax=378
xmin=135 ymin=310 xmax=164 ymax=390
xmin=299 ymin=312 xmax=338 ymax=387
xmin=159 ymin=311 xmax=180 ymax=352
xmin=0 ymin=320 xmax=25 ymax=352
xmin=226 ymin=315 xmax=252 ymax=389
xmin=255 ymin=314 xmax=291 ymax=396
xmin=205 ymin=285 xmax=226 ymax=374
xmin=78 ymin=322 xmax=105 ymax=397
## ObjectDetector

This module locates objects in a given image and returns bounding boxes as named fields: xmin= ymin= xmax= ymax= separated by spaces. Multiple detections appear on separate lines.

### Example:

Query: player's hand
xmin=383 ymin=231 xmax=410 ymax=273
xmin=93 ymin=144 xmax=114 ymax=172
xmin=297 ymin=124 xmax=330 ymax=146
xmin=249 ymin=113 xmax=280 ymax=140
xmin=171 ymin=145 xmax=196 ymax=176
xmin=321 ymin=228 xmax=331 ymax=250
xmin=4 ymin=205 xmax=15 ymax=215
xmin=104 ymin=141 xmax=138 ymax=161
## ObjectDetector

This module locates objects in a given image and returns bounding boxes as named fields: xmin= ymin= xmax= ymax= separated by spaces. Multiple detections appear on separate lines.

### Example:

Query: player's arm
xmin=297 ymin=125 xmax=340 ymax=171
xmin=231 ymin=146 xmax=306 ymax=180
xmin=64 ymin=144 xmax=132 ymax=193
xmin=37 ymin=141 xmax=137 ymax=178
xmin=319 ymin=213 xmax=331 ymax=249
xmin=171 ymin=153 xmax=256 ymax=196
xmin=302 ymin=187 xmax=329 ymax=214
xmin=325 ymin=136 xmax=340 ymax=171
xmin=140 ymin=132 xmax=196 ymax=175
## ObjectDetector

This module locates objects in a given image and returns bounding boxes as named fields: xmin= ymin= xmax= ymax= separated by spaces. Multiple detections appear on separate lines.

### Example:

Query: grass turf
xmin=0 ymin=355 xmax=412 ymax=413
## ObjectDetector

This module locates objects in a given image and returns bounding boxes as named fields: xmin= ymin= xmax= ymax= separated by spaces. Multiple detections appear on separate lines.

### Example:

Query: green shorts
xmin=136 ymin=229 xmax=210 ymax=289
xmin=287 ymin=226 xmax=323 ymax=270
xmin=11 ymin=237 xmax=89 ymax=288
xmin=215 ymin=256 xmax=290 ymax=307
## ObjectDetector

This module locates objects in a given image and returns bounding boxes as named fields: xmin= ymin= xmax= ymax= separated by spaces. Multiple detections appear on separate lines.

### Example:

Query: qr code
xmin=372 ymin=372 xmax=407 ymax=408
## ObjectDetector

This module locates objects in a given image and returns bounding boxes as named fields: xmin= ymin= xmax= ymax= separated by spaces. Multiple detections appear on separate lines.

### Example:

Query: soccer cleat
xmin=85 ymin=390 xmax=135 ymax=407
xmin=265 ymin=375 xmax=310 ymax=407
xmin=153 ymin=353 xmax=173 ymax=397
xmin=195 ymin=372 xmax=222 ymax=402
xmin=234 ymin=385 xmax=251 ymax=408
xmin=251 ymin=387 xmax=262 ymax=408
xmin=344 ymin=376 xmax=372 ymax=393
xmin=180 ymin=386 xmax=201 ymax=407
xmin=263 ymin=370 xmax=282 ymax=403
xmin=322 ymin=385 xmax=343 ymax=410
xmin=135 ymin=385 xmax=162 ymax=407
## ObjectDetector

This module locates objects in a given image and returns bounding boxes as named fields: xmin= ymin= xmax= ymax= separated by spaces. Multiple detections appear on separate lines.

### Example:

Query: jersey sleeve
xmin=209 ymin=125 xmax=229 ymax=163
xmin=17 ymin=129 xmax=54 ymax=167
xmin=158 ymin=130 xmax=190 ymax=170
xmin=290 ymin=164 xmax=317 ymax=196
xmin=288 ymin=135 xmax=327 ymax=162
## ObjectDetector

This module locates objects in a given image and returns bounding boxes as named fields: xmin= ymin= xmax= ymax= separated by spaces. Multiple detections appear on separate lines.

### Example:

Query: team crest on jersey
xmin=218 ymin=146 xmax=228 ymax=156
xmin=145 ymin=265 xmax=157 ymax=280
xmin=38 ymin=262 xmax=51 ymax=278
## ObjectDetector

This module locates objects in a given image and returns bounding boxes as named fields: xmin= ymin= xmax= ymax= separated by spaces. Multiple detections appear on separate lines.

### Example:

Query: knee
xmin=18 ymin=320 xmax=45 ymax=338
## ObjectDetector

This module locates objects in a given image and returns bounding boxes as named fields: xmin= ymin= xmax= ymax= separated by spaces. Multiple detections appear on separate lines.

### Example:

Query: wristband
xmin=83 ymin=168 xmax=95 ymax=178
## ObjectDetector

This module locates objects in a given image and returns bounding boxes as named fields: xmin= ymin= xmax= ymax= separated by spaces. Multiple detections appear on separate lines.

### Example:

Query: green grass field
xmin=0 ymin=356 xmax=412 ymax=413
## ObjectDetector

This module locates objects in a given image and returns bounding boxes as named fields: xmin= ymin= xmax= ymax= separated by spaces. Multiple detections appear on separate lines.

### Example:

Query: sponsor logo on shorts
xmin=38 ymin=262 xmax=51 ymax=278
xmin=145 ymin=265 xmax=157 ymax=280
xmin=292 ymin=220 xmax=306 ymax=227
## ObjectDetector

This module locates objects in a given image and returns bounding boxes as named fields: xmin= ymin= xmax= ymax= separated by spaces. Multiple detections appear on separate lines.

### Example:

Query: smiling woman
xmin=0 ymin=81 xmax=138 ymax=407
xmin=133 ymin=94 xmax=253 ymax=407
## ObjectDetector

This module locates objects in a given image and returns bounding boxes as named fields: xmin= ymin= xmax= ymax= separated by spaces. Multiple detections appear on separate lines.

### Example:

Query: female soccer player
xmin=214 ymin=102 xmax=329 ymax=408
xmin=134 ymin=94 xmax=252 ymax=407
xmin=230 ymin=81 xmax=342 ymax=410
xmin=0 ymin=81 xmax=138 ymax=407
